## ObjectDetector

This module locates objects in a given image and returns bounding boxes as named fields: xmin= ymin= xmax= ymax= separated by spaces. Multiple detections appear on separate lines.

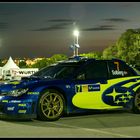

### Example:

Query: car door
xmin=72 ymin=60 xmax=119 ymax=109
xmin=72 ymin=59 xmax=140 ymax=110
xmin=102 ymin=60 xmax=140 ymax=108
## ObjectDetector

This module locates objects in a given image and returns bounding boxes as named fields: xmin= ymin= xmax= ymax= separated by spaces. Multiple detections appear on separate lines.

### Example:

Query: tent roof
xmin=2 ymin=56 xmax=20 ymax=70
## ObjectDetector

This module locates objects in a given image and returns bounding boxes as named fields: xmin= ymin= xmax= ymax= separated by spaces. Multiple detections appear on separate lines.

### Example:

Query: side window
xmin=108 ymin=61 xmax=136 ymax=79
xmin=76 ymin=61 xmax=108 ymax=80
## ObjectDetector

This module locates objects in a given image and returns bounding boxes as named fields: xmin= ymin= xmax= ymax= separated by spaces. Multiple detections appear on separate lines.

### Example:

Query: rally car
xmin=0 ymin=56 xmax=140 ymax=121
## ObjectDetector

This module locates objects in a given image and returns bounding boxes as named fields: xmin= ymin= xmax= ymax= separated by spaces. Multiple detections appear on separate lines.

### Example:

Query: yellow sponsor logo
xmin=18 ymin=110 xmax=26 ymax=113
xmin=2 ymin=100 xmax=8 ymax=103
xmin=10 ymin=81 xmax=20 ymax=85
xmin=27 ymin=92 xmax=39 ymax=95
xmin=18 ymin=104 xmax=26 ymax=107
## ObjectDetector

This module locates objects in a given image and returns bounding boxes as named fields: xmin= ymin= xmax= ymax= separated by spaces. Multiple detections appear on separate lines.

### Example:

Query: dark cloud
xmin=47 ymin=19 xmax=76 ymax=23
xmin=30 ymin=26 xmax=66 ymax=31
xmin=82 ymin=25 xmax=115 ymax=31
xmin=100 ymin=25 xmax=114 ymax=28
xmin=30 ymin=21 xmax=74 ymax=31
xmin=51 ymin=22 xmax=72 ymax=27
xmin=30 ymin=18 xmax=79 ymax=32
xmin=103 ymin=18 xmax=130 ymax=22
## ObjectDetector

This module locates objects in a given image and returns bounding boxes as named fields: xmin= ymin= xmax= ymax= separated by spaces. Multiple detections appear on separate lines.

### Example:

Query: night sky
xmin=0 ymin=2 xmax=140 ymax=59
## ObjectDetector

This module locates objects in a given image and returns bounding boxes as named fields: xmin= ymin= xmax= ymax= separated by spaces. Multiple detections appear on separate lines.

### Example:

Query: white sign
xmin=12 ymin=68 xmax=39 ymax=77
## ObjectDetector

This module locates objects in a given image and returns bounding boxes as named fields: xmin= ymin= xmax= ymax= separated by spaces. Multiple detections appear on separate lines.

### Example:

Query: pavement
xmin=0 ymin=111 xmax=140 ymax=138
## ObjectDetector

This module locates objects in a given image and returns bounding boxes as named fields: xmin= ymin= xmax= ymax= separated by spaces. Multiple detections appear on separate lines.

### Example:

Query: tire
xmin=132 ymin=90 xmax=140 ymax=114
xmin=37 ymin=89 xmax=65 ymax=121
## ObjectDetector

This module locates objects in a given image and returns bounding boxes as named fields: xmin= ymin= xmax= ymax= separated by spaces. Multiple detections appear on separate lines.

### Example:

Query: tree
xmin=19 ymin=61 xmax=27 ymax=68
xmin=31 ymin=54 xmax=68 ymax=69
xmin=116 ymin=29 xmax=140 ymax=66
xmin=80 ymin=52 xmax=102 ymax=59
xmin=50 ymin=54 xmax=68 ymax=62
xmin=31 ymin=58 xmax=48 ymax=69
xmin=102 ymin=45 xmax=118 ymax=59
xmin=102 ymin=29 xmax=140 ymax=66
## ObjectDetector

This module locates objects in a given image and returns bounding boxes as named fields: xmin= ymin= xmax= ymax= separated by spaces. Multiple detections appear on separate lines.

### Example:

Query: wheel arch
xmin=39 ymin=86 xmax=68 ymax=113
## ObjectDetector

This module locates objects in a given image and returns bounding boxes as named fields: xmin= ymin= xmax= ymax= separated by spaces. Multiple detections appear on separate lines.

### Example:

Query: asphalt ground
xmin=0 ymin=110 xmax=140 ymax=138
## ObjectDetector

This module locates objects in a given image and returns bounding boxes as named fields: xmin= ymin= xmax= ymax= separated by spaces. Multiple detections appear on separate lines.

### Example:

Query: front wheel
xmin=132 ymin=90 xmax=140 ymax=114
xmin=37 ymin=89 xmax=65 ymax=121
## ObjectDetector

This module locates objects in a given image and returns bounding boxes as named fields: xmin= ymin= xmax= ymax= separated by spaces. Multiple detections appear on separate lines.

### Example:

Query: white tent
xmin=0 ymin=67 xmax=2 ymax=79
xmin=2 ymin=56 xmax=20 ymax=80
xmin=2 ymin=56 xmax=19 ymax=70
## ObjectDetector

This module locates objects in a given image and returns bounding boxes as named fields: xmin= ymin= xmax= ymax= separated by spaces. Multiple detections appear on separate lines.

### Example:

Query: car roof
xmin=58 ymin=56 xmax=125 ymax=64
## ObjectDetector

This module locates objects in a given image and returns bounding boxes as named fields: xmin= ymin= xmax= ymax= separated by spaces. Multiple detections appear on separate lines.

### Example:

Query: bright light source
xmin=72 ymin=29 xmax=80 ymax=56
xmin=73 ymin=30 xmax=79 ymax=37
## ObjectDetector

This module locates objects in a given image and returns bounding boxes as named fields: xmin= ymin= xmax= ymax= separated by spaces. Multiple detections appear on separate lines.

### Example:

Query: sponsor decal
xmin=107 ymin=89 xmax=133 ymax=104
xmin=76 ymin=85 xmax=82 ymax=92
xmin=27 ymin=92 xmax=39 ymax=95
xmin=114 ymin=61 xmax=120 ymax=71
xmin=10 ymin=81 xmax=20 ymax=85
xmin=9 ymin=100 xmax=21 ymax=103
xmin=7 ymin=107 xmax=15 ymax=111
xmin=103 ymin=87 xmax=133 ymax=106
xmin=18 ymin=110 xmax=26 ymax=113
xmin=112 ymin=70 xmax=128 ymax=76
xmin=2 ymin=100 xmax=8 ymax=103
xmin=18 ymin=104 xmax=26 ymax=107
xmin=112 ymin=61 xmax=128 ymax=76
xmin=12 ymin=68 xmax=38 ymax=77
xmin=88 ymin=84 xmax=100 ymax=91
xmin=82 ymin=85 xmax=89 ymax=92
xmin=76 ymin=84 xmax=100 ymax=92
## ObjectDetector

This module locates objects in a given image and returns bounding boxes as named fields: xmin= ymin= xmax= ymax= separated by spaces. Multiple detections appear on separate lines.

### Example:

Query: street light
xmin=73 ymin=29 xmax=80 ymax=56
xmin=73 ymin=30 xmax=79 ymax=44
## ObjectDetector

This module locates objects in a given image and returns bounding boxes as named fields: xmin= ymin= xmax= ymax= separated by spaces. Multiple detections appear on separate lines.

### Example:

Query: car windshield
xmin=32 ymin=63 xmax=80 ymax=79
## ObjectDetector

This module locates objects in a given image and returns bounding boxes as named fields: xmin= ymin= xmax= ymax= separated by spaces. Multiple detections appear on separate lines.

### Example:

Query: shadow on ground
xmin=1 ymin=110 xmax=140 ymax=129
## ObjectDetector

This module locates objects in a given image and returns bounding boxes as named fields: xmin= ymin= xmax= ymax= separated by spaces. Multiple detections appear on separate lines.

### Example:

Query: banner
xmin=11 ymin=68 xmax=39 ymax=77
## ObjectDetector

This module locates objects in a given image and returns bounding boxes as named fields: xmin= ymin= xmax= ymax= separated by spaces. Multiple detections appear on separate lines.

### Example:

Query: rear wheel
xmin=132 ymin=90 xmax=140 ymax=114
xmin=37 ymin=89 xmax=65 ymax=121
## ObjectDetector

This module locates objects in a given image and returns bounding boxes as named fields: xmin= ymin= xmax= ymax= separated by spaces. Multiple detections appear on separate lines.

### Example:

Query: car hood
xmin=0 ymin=76 xmax=68 ymax=93
xmin=0 ymin=77 xmax=37 ymax=93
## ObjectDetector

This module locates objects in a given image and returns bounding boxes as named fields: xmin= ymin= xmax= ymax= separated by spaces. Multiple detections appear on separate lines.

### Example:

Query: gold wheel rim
xmin=40 ymin=92 xmax=64 ymax=119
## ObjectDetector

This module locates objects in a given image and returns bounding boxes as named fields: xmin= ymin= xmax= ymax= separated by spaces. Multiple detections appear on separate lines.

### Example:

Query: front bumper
xmin=0 ymin=97 xmax=37 ymax=120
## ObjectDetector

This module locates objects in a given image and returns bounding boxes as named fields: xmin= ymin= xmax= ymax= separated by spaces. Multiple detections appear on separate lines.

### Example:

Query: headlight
xmin=2 ymin=88 xmax=28 ymax=97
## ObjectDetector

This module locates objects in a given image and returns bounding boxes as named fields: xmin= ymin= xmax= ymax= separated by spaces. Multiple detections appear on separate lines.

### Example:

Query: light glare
xmin=73 ymin=30 xmax=79 ymax=37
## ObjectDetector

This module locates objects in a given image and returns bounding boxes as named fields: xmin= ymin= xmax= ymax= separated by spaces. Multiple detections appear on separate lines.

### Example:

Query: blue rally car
xmin=0 ymin=56 xmax=140 ymax=121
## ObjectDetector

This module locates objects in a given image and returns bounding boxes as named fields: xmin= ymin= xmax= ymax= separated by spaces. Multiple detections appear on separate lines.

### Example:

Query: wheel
xmin=37 ymin=89 xmax=65 ymax=121
xmin=132 ymin=90 xmax=140 ymax=114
